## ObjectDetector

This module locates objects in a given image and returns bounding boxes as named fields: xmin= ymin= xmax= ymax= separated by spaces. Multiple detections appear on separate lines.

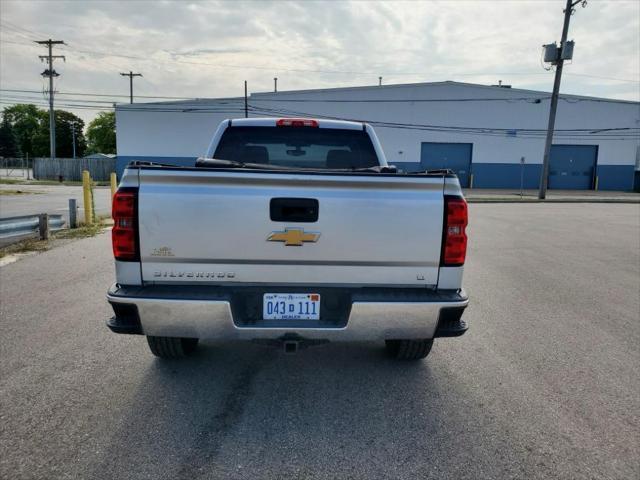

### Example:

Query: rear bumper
xmin=106 ymin=284 xmax=469 ymax=341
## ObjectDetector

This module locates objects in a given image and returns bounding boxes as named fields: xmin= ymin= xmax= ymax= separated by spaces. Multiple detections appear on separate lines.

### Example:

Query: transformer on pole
xmin=538 ymin=0 xmax=586 ymax=199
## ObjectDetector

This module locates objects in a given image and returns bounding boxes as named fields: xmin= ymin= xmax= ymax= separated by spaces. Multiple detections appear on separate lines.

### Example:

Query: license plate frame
xmin=263 ymin=293 xmax=321 ymax=320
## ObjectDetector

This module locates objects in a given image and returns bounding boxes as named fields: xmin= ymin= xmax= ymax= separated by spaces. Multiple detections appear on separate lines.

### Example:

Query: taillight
xmin=276 ymin=118 xmax=319 ymax=127
xmin=112 ymin=188 xmax=139 ymax=261
xmin=442 ymin=196 xmax=468 ymax=266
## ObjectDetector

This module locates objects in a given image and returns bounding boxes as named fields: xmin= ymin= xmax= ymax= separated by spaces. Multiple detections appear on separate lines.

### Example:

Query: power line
xmin=0 ymin=99 xmax=246 ymax=113
xmin=250 ymin=96 xmax=550 ymax=103
xmin=0 ymin=39 xmax=41 ymax=48
xmin=2 ymin=88 xmax=550 ymax=103
xmin=1 ymin=91 xmax=636 ymax=135
xmin=0 ymin=88 xmax=198 ymax=100
xmin=1 ymin=94 xmax=122 ymax=104
xmin=53 ymin=45 xmax=640 ymax=82
xmin=1 ymin=87 xmax=636 ymax=106
xmin=244 ymin=104 xmax=639 ymax=140
xmin=564 ymin=72 xmax=640 ymax=83
xmin=245 ymin=103 xmax=638 ymax=134
xmin=1 ymin=89 xmax=635 ymax=136
xmin=0 ymin=98 xmax=247 ymax=113
xmin=0 ymin=97 xmax=634 ymax=140
xmin=0 ymin=20 xmax=46 ymax=40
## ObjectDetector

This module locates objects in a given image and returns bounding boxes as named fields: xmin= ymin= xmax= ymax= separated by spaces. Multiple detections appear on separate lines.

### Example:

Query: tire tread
xmin=385 ymin=339 xmax=433 ymax=360
xmin=146 ymin=336 xmax=199 ymax=359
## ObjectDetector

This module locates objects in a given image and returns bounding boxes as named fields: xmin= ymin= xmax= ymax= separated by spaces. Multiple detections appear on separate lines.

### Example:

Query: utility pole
xmin=538 ymin=0 xmax=586 ymax=199
xmin=120 ymin=71 xmax=143 ymax=104
xmin=36 ymin=39 xmax=65 ymax=162
xmin=244 ymin=80 xmax=248 ymax=118
xmin=71 ymin=122 xmax=77 ymax=159
xmin=274 ymin=77 xmax=278 ymax=93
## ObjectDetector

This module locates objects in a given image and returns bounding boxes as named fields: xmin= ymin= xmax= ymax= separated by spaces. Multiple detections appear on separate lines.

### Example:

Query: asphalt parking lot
xmin=1 ymin=203 xmax=639 ymax=479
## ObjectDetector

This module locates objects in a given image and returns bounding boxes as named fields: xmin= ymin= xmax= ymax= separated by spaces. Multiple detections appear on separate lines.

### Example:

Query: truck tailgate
xmin=138 ymin=168 xmax=445 ymax=287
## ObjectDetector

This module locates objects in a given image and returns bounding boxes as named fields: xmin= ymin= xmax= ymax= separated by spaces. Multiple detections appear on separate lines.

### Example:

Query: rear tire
xmin=385 ymin=339 xmax=433 ymax=360
xmin=146 ymin=336 xmax=199 ymax=359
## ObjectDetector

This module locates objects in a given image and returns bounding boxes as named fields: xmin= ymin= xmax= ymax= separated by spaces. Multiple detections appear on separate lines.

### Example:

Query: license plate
xmin=263 ymin=293 xmax=320 ymax=320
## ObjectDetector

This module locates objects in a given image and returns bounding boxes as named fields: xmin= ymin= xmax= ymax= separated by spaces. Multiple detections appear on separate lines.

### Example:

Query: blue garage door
xmin=421 ymin=143 xmax=472 ymax=188
xmin=549 ymin=145 xmax=597 ymax=190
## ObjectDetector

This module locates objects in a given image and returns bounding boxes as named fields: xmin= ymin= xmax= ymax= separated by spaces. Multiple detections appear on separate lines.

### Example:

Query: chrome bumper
xmin=106 ymin=284 xmax=469 ymax=341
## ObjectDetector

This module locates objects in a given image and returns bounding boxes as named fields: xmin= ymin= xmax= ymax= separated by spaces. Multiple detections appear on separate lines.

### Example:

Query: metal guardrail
xmin=0 ymin=214 xmax=65 ymax=242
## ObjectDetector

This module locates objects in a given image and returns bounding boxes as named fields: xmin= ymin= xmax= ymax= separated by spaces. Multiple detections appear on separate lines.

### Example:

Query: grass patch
xmin=53 ymin=219 xmax=109 ymax=240
xmin=0 ymin=238 xmax=50 ymax=259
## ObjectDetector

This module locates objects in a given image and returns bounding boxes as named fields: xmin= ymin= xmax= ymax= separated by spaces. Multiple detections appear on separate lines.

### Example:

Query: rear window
xmin=213 ymin=126 xmax=379 ymax=169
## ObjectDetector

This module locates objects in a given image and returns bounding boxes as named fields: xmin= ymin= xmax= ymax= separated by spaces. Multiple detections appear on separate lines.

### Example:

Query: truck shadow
xmin=91 ymin=341 xmax=470 ymax=479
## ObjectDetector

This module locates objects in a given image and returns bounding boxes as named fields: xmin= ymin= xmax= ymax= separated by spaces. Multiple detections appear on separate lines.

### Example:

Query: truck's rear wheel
xmin=385 ymin=339 xmax=433 ymax=360
xmin=146 ymin=336 xmax=199 ymax=359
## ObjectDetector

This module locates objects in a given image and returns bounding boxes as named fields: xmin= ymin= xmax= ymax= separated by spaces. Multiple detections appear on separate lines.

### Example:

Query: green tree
xmin=54 ymin=110 xmax=87 ymax=158
xmin=0 ymin=116 xmax=21 ymax=157
xmin=1 ymin=104 xmax=43 ymax=157
xmin=86 ymin=111 xmax=116 ymax=154
xmin=1 ymin=104 xmax=87 ymax=158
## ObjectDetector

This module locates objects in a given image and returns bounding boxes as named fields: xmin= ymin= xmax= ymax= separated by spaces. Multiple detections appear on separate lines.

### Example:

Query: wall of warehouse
xmin=115 ymin=97 xmax=244 ymax=170
xmin=115 ymin=82 xmax=640 ymax=190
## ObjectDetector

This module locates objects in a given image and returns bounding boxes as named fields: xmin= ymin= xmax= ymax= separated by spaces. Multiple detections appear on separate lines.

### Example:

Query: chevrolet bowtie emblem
xmin=267 ymin=228 xmax=320 ymax=246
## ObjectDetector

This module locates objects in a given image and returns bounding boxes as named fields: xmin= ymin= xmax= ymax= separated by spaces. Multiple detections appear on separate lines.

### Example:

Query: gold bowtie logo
xmin=267 ymin=228 xmax=320 ymax=246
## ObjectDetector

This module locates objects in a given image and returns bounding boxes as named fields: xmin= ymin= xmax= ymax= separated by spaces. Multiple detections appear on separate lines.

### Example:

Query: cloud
xmin=171 ymin=47 xmax=251 ymax=57
xmin=0 ymin=0 xmax=638 ymax=122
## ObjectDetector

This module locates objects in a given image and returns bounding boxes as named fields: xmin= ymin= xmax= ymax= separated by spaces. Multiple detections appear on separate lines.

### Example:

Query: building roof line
xmin=115 ymin=96 xmax=245 ymax=109
xmin=114 ymin=81 xmax=639 ymax=109
xmin=250 ymin=80 xmax=639 ymax=105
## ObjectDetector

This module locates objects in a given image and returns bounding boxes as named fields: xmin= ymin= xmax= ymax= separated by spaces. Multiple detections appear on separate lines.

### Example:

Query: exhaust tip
xmin=283 ymin=341 xmax=299 ymax=354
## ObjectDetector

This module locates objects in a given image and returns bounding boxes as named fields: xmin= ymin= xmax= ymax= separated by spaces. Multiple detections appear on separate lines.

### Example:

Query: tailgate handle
xmin=270 ymin=198 xmax=319 ymax=223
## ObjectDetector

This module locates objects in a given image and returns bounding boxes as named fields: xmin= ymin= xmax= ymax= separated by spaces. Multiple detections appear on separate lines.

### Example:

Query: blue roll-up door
xmin=549 ymin=145 xmax=597 ymax=190
xmin=421 ymin=143 xmax=472 ymax=187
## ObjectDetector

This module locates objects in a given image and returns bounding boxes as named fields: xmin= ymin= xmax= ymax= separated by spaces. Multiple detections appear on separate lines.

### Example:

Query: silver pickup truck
xmin=107 ymin=118 xmax=469 ymax=361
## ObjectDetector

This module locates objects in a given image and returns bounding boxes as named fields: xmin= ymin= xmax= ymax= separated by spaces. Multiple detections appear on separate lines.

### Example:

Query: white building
xmin=116 ymin=81 xmax=640 ymax=190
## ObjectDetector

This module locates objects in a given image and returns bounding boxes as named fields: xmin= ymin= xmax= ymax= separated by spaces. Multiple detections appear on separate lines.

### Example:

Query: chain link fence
xmin=0 ymin=157 xmax=34 ymax=179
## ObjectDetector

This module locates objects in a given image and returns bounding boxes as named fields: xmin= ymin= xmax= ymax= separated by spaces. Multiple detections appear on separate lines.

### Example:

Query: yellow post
xmin=469 ymin=173 xmax=474 ymax=189
xmin=110 ymin=172 xmax=117 ymax=199
xmin=594 ymin=176 xmax=599 ymax=191
xmin=82 ymin=170 xmax=93 ymax=225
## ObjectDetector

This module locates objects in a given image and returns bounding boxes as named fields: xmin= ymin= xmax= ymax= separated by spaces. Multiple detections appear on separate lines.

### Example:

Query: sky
xmin=1 ymin=0 xmax=639 ymax=123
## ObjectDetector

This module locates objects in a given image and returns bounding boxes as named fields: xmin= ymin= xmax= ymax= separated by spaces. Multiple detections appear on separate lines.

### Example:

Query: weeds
xmin=53 ymin=219 xmax=109 ymax=240
xmin=0 ymin=238 xmax=50 ymax=259
xmin=0 ymin=217 xmax=111 ymax=259
xmin=0 ymin=189 xmax=40 ymax=195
